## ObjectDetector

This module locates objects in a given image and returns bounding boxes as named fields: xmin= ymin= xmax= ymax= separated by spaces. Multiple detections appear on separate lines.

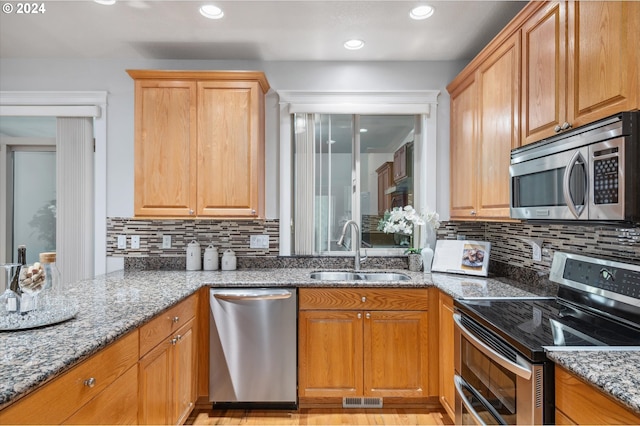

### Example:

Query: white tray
xmin=0 ymin=299 xmax=79 ymax=331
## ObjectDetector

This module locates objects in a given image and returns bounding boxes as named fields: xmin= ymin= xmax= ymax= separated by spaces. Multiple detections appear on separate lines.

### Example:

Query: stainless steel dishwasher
xmin=209 ymin=288 xmax=297 ymax=408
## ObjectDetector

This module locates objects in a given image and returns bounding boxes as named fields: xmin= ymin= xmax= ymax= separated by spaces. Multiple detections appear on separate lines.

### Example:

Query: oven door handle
xmin=454 ymin=313 xmax=532 ymax=380
xmin=454 ymin=375 xmax=506 ymax=426
xmin=562 ymin=150 xmax=587 ymax=219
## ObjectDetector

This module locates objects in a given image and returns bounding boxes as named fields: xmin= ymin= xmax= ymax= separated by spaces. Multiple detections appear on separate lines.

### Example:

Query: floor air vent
xmin=342 ymin=397 xmax=383 ymax=408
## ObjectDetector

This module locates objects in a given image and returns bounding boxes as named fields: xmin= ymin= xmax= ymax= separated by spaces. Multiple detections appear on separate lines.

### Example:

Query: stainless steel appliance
xmin=454 ymin=252 xmax=640 ymax=425
xmin=510 ymin=111 xmax=639 ymax=222
xmin=209 ymin=288 xmax=297 ymax=408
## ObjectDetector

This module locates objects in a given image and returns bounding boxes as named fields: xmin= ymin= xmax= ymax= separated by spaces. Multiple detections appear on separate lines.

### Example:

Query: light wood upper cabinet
xmin=521 ymin=1 xmax=639 ymax=144
xmin=476 ymin=31 xmax=521 ymax=219
xmin=449 ymin=75 xmax=478 ymax=219
xmin=128 ymin=70 xmax=269 ymax=218
xmin=132 ymin=79 xmax=197 ymax=217
xmin=448 ymin=31 xmax=520 ymax=221
xmin=567 ymin=1 xmax=639 ymax=128
xmin=521 ymin=1 xmax=567 ymax=145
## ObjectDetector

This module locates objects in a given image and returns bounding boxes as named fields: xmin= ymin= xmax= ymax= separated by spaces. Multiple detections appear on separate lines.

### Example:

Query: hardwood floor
xmin=188 ymin=408 xmax=454 ymax=425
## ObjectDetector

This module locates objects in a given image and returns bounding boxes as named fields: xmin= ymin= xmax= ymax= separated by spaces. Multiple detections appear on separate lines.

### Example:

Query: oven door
xmin=510 ymin=146 xmax=589 ymax=220
xmin=454 ymin=313 xmax=544 ymax=425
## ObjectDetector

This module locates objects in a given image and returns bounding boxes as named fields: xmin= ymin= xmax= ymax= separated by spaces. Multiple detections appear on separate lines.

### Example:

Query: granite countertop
xmin=0 ymin=267 xmax=635 ymax=414
xmin=546 ymin=350 xmax=640 ymax=414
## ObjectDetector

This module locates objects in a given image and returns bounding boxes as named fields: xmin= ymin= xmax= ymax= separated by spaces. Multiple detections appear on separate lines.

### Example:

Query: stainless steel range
xmin=453 ymin=251 xmax=640 ymax=425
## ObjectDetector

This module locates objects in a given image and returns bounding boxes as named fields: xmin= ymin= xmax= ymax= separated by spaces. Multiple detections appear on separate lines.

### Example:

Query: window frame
xmin=278 ymin=90 xmax=440 ymax=256
xmin=0 ymin=91 xmax=107 ymax=276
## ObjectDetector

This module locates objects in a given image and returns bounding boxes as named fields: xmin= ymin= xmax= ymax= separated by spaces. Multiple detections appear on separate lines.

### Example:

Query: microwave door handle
xmin=454 ymin=375 xmax=507 ymax=426
xmin=562 ymin=150 xmax=587 ymax=219
xmin=454 ymin=314 xmax=532 ymax=380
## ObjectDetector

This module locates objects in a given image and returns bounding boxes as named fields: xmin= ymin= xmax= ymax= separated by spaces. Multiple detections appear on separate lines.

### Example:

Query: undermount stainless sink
xmin=309 ymin=271 xmax=411 ymax=282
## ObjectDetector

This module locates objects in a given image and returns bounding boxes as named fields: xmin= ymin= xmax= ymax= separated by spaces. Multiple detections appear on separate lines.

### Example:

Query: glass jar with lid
xmin=38 ymin=252 xmax=63 ymax=310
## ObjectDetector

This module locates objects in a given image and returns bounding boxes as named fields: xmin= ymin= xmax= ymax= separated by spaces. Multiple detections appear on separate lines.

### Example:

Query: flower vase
xmin=425 ymin=224 xmax=437 ymax=250
xmin=408 ymin=253 xmax=423 ymax=272
xmin=422 ymin=247 xmax=434 ymax=273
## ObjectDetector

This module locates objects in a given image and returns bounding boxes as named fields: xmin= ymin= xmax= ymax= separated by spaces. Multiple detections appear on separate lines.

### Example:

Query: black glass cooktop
xmin=454 ymin=297 xmax=640 ymax=362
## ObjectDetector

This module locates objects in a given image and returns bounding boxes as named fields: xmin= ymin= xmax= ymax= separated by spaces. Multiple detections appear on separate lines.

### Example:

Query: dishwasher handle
xmin=213 ymin=290 xmax=293 ymax=301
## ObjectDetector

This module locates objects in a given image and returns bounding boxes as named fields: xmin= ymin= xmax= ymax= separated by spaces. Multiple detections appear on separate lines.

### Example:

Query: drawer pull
xmin=84 ymin=377 xmax=96 ymax=388
xmin=361 ymin=296 xmax=366 ymax=303
xmin=366 ymin=313 xmax=371 ymax=319
xmin=357 ymin=313 xmax=362 ymax=319
xmin=170 ymin=337 xmax=178 ymax=345
xmin=172 ymin=316 xmax=180 ymax=324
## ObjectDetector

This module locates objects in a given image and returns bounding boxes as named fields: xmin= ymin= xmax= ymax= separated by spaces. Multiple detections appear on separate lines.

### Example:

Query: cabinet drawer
xmin=0 ymin=330 xmax=139 ymax=425
xmin=299 ymin=288 xmax=429 ymax=311
xmin=140 ymin=294 xmax=197 ymax=355
xmin=64 ymin=365 xmax=138 ymax=425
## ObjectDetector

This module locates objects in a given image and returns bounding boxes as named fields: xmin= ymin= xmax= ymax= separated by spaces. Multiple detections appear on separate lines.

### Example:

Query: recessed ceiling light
xmin=94 ymin=0 xmax=116 ymax=5
xmin=344 ymin=39 xmax=365 ymax=50
xmin=360 ymin=128 xmax=368 ymax=133
xmin=200 ymin=4 xmax=224 ymax=19
xmin=410 ymin=5 xmax=435 ymax=20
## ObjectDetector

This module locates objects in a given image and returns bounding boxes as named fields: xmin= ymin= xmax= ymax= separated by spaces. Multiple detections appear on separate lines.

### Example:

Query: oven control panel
xmin=563 ymin=258 xmax=640 ymax=299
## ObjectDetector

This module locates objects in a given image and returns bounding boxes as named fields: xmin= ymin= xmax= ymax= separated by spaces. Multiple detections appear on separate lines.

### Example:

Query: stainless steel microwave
xmin=510 ymin=111 xmax=639 ymax=223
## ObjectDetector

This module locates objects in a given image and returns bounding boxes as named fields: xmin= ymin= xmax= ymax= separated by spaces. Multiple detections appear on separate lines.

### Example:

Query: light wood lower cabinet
xmin=555 ymin=365 xmax=640 ymax=425
xmin=438 ymin=291 xmax=455 ymax=422
xmin=139 ymin=294 xmax=198 ymax=426
xmin=0 ymin=330 xmax=139 ymax=425
xmin=298 ymin=288 xmax=430 ymax=401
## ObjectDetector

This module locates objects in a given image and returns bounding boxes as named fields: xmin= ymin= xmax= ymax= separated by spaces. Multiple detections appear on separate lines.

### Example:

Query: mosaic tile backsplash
xmin=107 ymin=218 xmax=639 ymax=274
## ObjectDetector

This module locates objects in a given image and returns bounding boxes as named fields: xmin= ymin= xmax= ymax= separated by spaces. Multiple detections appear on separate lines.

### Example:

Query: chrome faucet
xmin=337 ymin=220 xmax=367 ymax=270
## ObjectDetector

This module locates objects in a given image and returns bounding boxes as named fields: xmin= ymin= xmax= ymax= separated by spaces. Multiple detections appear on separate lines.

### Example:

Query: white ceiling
xmin=0 ymin=0 xmax=527 ymax=61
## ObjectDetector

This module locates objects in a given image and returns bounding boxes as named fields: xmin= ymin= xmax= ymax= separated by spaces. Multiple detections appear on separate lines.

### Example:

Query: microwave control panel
xmin=593 ymin=157 xmax=619 ymax=205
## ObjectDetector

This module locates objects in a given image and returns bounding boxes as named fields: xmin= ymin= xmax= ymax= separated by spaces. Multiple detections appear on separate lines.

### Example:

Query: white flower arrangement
xmin=377 ymin=205 xmax=441 ymax=253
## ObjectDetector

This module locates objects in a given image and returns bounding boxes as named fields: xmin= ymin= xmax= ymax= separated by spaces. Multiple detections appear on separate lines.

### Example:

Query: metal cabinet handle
xmin=84 ymin=377 xmax=96 ymax=388
xmin=470 ymin=210 xmax=476 ymax=216
xmin=251 ymin=209 xmax=256 ymax=215
xmin=361 ymin=296 xmax=366 ymax=302
xmin=561 ymin=122 xmax=572 ymax=131
xmin=357 ymin=313 xmax=362 ymax=319
xmin=365 ymin=313 xmax=371 ymax=319
xmin=172 ymin=316 xmax=180 ymax=324
xmin=554 ymin=125 xmax=562 ymax=133
xmin=189 ymin=209 xmax=194 ymax=215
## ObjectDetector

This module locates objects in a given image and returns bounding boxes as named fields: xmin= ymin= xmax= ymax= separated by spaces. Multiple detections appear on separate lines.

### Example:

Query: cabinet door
xmin=376 ymin=162 xmax=393 ymax=214
xmin=567 ymin=1 xmax=639 ymax=128
xmin=521 ymin=1 xmax=567 ymax=144
xmin=393 ymin=145 xmax=407 ymax=182
xmin=134 ymin=80 xmax=197 ymax=216
xmin=449 ymin=76 xmax=478 ymax=220
xmin=476 ymin=31 xmax=520 ymax=219
xmin=173 ymin=318 xmax=196 ymax=425
xmin=438 ymin=293 xmax=455 ymax=421
xmin=298 ymin=310 xmax=363 ymax=397
xmin=363 ymin=311 xmax=429 ymax=397
xmin=138 ymin=340 xmax=172 ymax=425
xmin=197 ymin=80 xmax=264 ymax=217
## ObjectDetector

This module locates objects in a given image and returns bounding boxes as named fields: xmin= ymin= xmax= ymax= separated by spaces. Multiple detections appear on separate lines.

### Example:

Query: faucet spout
xmin=338 ymin=220 xmax=365 ymax=270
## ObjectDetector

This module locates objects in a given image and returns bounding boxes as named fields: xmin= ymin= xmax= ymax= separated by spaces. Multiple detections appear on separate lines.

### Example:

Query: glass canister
xmin=38 ymin=252 xmax=63 ymax=309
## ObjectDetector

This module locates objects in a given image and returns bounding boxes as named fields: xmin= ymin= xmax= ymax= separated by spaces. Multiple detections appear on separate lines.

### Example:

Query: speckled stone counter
xmin=546 ymin=350 xmax=640 ymax=414
xmin=1 ymin=267 xmax=632 ymax=414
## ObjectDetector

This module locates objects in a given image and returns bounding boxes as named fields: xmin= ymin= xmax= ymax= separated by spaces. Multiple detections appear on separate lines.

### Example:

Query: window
xmin=294 ymin=113 xmax=416 ymax=254
xmin=0 ymin=91 xmax=107 ymax=282
xmin=278 ymin=90 xmax=440 ymax=257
